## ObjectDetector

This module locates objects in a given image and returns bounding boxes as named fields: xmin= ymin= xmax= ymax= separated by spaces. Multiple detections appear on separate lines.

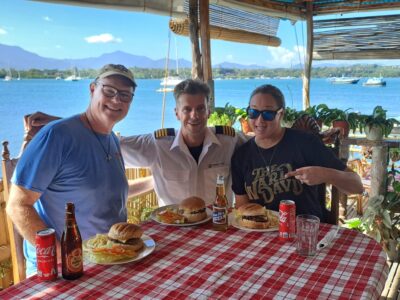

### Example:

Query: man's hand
xmin=23 ymin=112 xmax=61 ymax=140
xmin=285 ymin=166 xmax=327 ymax=186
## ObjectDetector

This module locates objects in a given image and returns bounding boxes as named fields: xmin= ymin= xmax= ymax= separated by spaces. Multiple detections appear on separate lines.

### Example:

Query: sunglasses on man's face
xmin=246 ymin=107 xmax=282 ymax=121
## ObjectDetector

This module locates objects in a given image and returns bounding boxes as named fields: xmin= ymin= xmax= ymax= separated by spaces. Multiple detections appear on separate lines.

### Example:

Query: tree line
xmin=1 ymin=64 xmax=400 ymax=79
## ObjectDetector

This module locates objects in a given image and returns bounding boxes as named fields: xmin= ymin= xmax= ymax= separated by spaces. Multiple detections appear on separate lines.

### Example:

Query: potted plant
xmin=303 ymin=104 xmax=329 ymax=128
xmin=281 ymin=107 xmax=300 ymax=128
xmin=321 ymin=107 xmax=358 ymax=138
xmin=234 ymin=107 xmax=252 ymax=133
xmin=361 ymin=106 xmax=400 ymax=141
xmin=207 ymin=103 xmax=237 ymax=127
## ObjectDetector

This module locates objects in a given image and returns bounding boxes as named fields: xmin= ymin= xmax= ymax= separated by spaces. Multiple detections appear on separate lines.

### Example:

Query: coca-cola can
xmin=36 ymin=228 xmax=58 ymax=281
xmin=279 ymin=200 xmax=296 ymax=242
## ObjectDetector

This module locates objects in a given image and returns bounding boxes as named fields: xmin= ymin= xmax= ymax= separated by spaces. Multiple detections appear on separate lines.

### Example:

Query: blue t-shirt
xmin=12 ymin=114 xmax=128 ymax=275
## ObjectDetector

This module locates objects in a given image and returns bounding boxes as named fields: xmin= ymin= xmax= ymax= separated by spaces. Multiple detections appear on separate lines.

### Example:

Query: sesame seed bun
xmin=179 ymin=196 xmax=207 ymax=223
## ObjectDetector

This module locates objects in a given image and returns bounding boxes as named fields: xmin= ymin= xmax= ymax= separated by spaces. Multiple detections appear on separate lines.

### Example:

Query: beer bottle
xmin=213 ymin=174 xmax=228 ymax=231
xmin=61 ymin=202 xmax=83 ymax=280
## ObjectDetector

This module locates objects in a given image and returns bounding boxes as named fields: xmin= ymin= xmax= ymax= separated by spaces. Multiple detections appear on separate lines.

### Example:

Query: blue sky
xmin=1 ymin=0 xmax=399 ymax=67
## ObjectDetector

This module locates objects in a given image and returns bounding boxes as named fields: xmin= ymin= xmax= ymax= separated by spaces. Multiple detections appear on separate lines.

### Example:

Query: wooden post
xmin=188 ymin=0 xmax=202 ymax=80
xmin=302 ymin=1 xmax=313 ymax=109
xmin=370 ymin=145 xmax=388 ymax=197
xmin=199 ymin=0 xmax=214 ymax=109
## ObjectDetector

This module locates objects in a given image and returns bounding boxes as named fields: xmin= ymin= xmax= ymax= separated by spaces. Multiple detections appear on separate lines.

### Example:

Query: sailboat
xmin=17 ymin=71 xmax=21 ymax=81
xmin=4 ymin=69 xmax=12 ymax=81
xmin=65 ymin=67 xmax=81 ymax=81
xmin=158 ymin=36 xmax=184 ymax=91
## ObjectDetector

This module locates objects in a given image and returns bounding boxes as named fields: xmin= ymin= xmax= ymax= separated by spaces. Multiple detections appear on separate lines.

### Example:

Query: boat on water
xmin=156 ymin=87 xmax=174 ymax=93
xmin=363 ymin=77 xmax=386 ymax=87
xmin=160 ymin=76 xmax=184 ymax=87
xmin=329 ymin=76 xmax=360 ymax=84
xmin=4 ymin=68 xmax=12 ymax=81
xmin=65 ymin=67 xmax=81 ymax=81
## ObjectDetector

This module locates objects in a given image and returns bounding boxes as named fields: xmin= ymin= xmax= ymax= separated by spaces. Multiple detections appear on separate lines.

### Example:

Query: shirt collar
xmin=170 ymin=127 xmax=221 ymax=151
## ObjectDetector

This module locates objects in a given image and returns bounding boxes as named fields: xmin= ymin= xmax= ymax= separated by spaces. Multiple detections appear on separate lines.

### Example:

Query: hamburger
xmin=236 ymin=203 xmax=272 ymax=229
xmin=85 ymin=222 xmax=143 ymax=263
xmin=178 ymin=196 xmax=207 ymax=223
xmin=107 ymin=222 xmax=144 ymax=252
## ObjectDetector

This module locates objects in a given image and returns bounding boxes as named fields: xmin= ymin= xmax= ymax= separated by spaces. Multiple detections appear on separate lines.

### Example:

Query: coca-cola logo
xmin=37 ymin=245 xmax=56 ymax=256
xmin=279 ymin=211 xmax=288 ymax=223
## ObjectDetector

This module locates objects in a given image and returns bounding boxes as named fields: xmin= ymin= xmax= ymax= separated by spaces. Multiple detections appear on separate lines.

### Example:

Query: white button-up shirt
xmin=120 ymin=127 xmax=244 ymax=206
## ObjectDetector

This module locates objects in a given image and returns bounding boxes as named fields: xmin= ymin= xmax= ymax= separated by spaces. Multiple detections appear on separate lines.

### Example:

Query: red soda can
xmin=36 ymin=228 xmax=58 ymax=281
xmin=279 ymin=200 xmax=296 ymax=241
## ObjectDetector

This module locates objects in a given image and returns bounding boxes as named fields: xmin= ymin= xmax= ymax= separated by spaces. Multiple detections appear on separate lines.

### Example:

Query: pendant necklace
xmin=255 ymin=139 xmax=278 ymax=173
xmin=84 ymin=113 xmax=112 ymax=161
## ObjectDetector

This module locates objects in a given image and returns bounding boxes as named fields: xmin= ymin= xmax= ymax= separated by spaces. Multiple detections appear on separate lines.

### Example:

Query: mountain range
xmin=0 ymin=43 xmax=267 ymax=70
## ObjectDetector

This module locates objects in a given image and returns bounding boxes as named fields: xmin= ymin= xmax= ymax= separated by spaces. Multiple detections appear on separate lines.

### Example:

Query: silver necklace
xmin=255 ymin=139 xmax=278 ymax=173
xmin=85 ymin=113 xmax=112 ymax=161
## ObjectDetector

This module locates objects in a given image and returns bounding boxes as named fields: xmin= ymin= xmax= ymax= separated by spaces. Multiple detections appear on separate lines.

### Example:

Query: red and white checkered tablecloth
xmin=0 ymin=222 xmax=388 ymax=300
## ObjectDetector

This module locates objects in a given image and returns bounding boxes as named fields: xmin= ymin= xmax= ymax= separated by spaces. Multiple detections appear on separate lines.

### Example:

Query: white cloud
xmin=267 ymin=45 xmax=306 ymax=67
xmin=55 ymin=45 xmax=62 ymax=49
xmin=0 ymin=27 xmax=7 ymax=35
xmin=226 ymin=54 xmax=234 ymax=61
xmin=84 ymin=33 xmax=122 ymax=44
xmin=43 ymin=16 xmax=52 ymax=22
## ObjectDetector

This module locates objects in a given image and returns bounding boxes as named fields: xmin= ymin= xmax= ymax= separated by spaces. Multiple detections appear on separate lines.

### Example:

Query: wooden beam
xmin=188 ymin=0 xmax=203 ymax=80
xmin=302 ymin=1 xmax=313 ymax=110
xmin=199 ymin=0 xmax=215 ymax=109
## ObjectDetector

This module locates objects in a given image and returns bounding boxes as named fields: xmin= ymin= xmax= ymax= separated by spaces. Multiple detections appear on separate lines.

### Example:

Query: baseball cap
xmin=96 ymin=64 xmax=136 ymax=87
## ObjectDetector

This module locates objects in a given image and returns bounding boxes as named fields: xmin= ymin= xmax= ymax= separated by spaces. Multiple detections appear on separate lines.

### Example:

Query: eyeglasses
xmin=96 ymin=82 xmax=134 ymax=103
xmin=246 ymin=107 xmax=282 ymax=121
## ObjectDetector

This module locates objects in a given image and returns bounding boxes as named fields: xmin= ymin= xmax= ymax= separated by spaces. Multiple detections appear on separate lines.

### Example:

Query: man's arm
xmin=285 ymin=167 xmax=363 ymax=195
xmin=128 ymin=176 xmax=154 ymax=197
xmin=234 ymin=194 xmax=250 ymax=208
xmin=6 ymin=184 xmax=62 ymax=259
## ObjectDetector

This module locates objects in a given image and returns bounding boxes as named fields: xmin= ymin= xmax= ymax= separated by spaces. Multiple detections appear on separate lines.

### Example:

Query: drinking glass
xmin=296 ymin=214 xmax=320 ymax=256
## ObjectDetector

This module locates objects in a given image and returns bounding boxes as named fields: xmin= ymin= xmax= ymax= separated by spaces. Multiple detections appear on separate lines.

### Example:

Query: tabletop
xmin=0 ymin=221 xmax=389 ymax=300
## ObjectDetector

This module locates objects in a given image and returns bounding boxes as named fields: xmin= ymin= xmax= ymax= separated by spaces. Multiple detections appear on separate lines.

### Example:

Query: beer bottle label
xmin=66 ymin=248 xmax=83 ymax=272
xmin=213 ymin=206 xmax=227 ymax=224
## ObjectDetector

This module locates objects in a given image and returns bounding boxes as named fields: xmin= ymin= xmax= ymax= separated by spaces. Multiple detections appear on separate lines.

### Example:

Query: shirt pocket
xmin=162 ymin=169 xmax=190 ymax=182
xmin=204 ymin=165 xmax=230 ymax=186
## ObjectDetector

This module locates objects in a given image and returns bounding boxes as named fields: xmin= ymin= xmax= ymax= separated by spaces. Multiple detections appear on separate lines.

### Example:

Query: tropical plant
xmin=282 ymin=107 xmax=300 ymax=127
xmin=208 ymin=103 xmax=237 ymax=126
xmin=360 ymin=106 xmax=400 ymax=137
xmin=303 ymin=104 xmax=329 ymax=121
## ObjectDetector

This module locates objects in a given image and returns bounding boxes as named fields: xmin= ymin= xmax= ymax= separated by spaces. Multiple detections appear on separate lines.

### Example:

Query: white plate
xmin=151 ymin=205 xmax=212 ymax=226
xmin=83 ymin=234 xmax=156 ymax=265
xmin=229 ymin=211 xmax=279 ymax=232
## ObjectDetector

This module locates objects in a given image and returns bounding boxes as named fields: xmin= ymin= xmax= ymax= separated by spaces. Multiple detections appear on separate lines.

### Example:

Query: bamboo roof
xmin=32 ymin=0 xmax=400 ymax=59
xmin=313 ymin=14 xmax=400 ymax=60
xmin=32 ymin=0 xmax=400 ymax=21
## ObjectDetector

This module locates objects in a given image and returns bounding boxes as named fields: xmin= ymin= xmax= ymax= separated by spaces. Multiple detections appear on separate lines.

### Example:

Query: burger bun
xmin=179 ymin=196 xmax=207 ymax=223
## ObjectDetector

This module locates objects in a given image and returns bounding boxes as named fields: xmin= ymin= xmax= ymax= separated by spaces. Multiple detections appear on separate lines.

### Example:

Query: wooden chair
xmin=125 ymin=168 xmax=158 ymax=224
xmin=292 ymin=114 xmax=342 ymax=224
xmin=1 ymin=141 xmax=26 ymax=284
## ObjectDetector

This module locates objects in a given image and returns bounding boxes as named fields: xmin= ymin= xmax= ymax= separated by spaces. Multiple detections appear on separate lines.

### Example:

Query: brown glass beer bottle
xmin=213 ymin=174 xmax=229 ymax=231
xmin=61 ymin=202 xmax=83 ymax=280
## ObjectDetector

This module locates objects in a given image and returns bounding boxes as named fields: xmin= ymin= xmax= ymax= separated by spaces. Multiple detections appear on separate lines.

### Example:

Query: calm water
xmin=1 ymin=77 xmax=399 ymax=168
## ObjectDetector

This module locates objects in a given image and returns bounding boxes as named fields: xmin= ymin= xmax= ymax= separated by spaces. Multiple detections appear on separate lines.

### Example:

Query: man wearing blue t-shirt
xmin=6 ymin=64 xmax=153 ymax=276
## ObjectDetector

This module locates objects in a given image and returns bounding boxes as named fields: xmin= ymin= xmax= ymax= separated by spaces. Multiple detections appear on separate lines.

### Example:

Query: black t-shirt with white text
xmin=231 ymin=128 xmax=346 ymax=221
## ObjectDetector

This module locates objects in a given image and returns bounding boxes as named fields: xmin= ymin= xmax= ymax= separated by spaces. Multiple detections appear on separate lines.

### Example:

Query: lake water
xmin=1 ymin=77 xmax=399 ymax=170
